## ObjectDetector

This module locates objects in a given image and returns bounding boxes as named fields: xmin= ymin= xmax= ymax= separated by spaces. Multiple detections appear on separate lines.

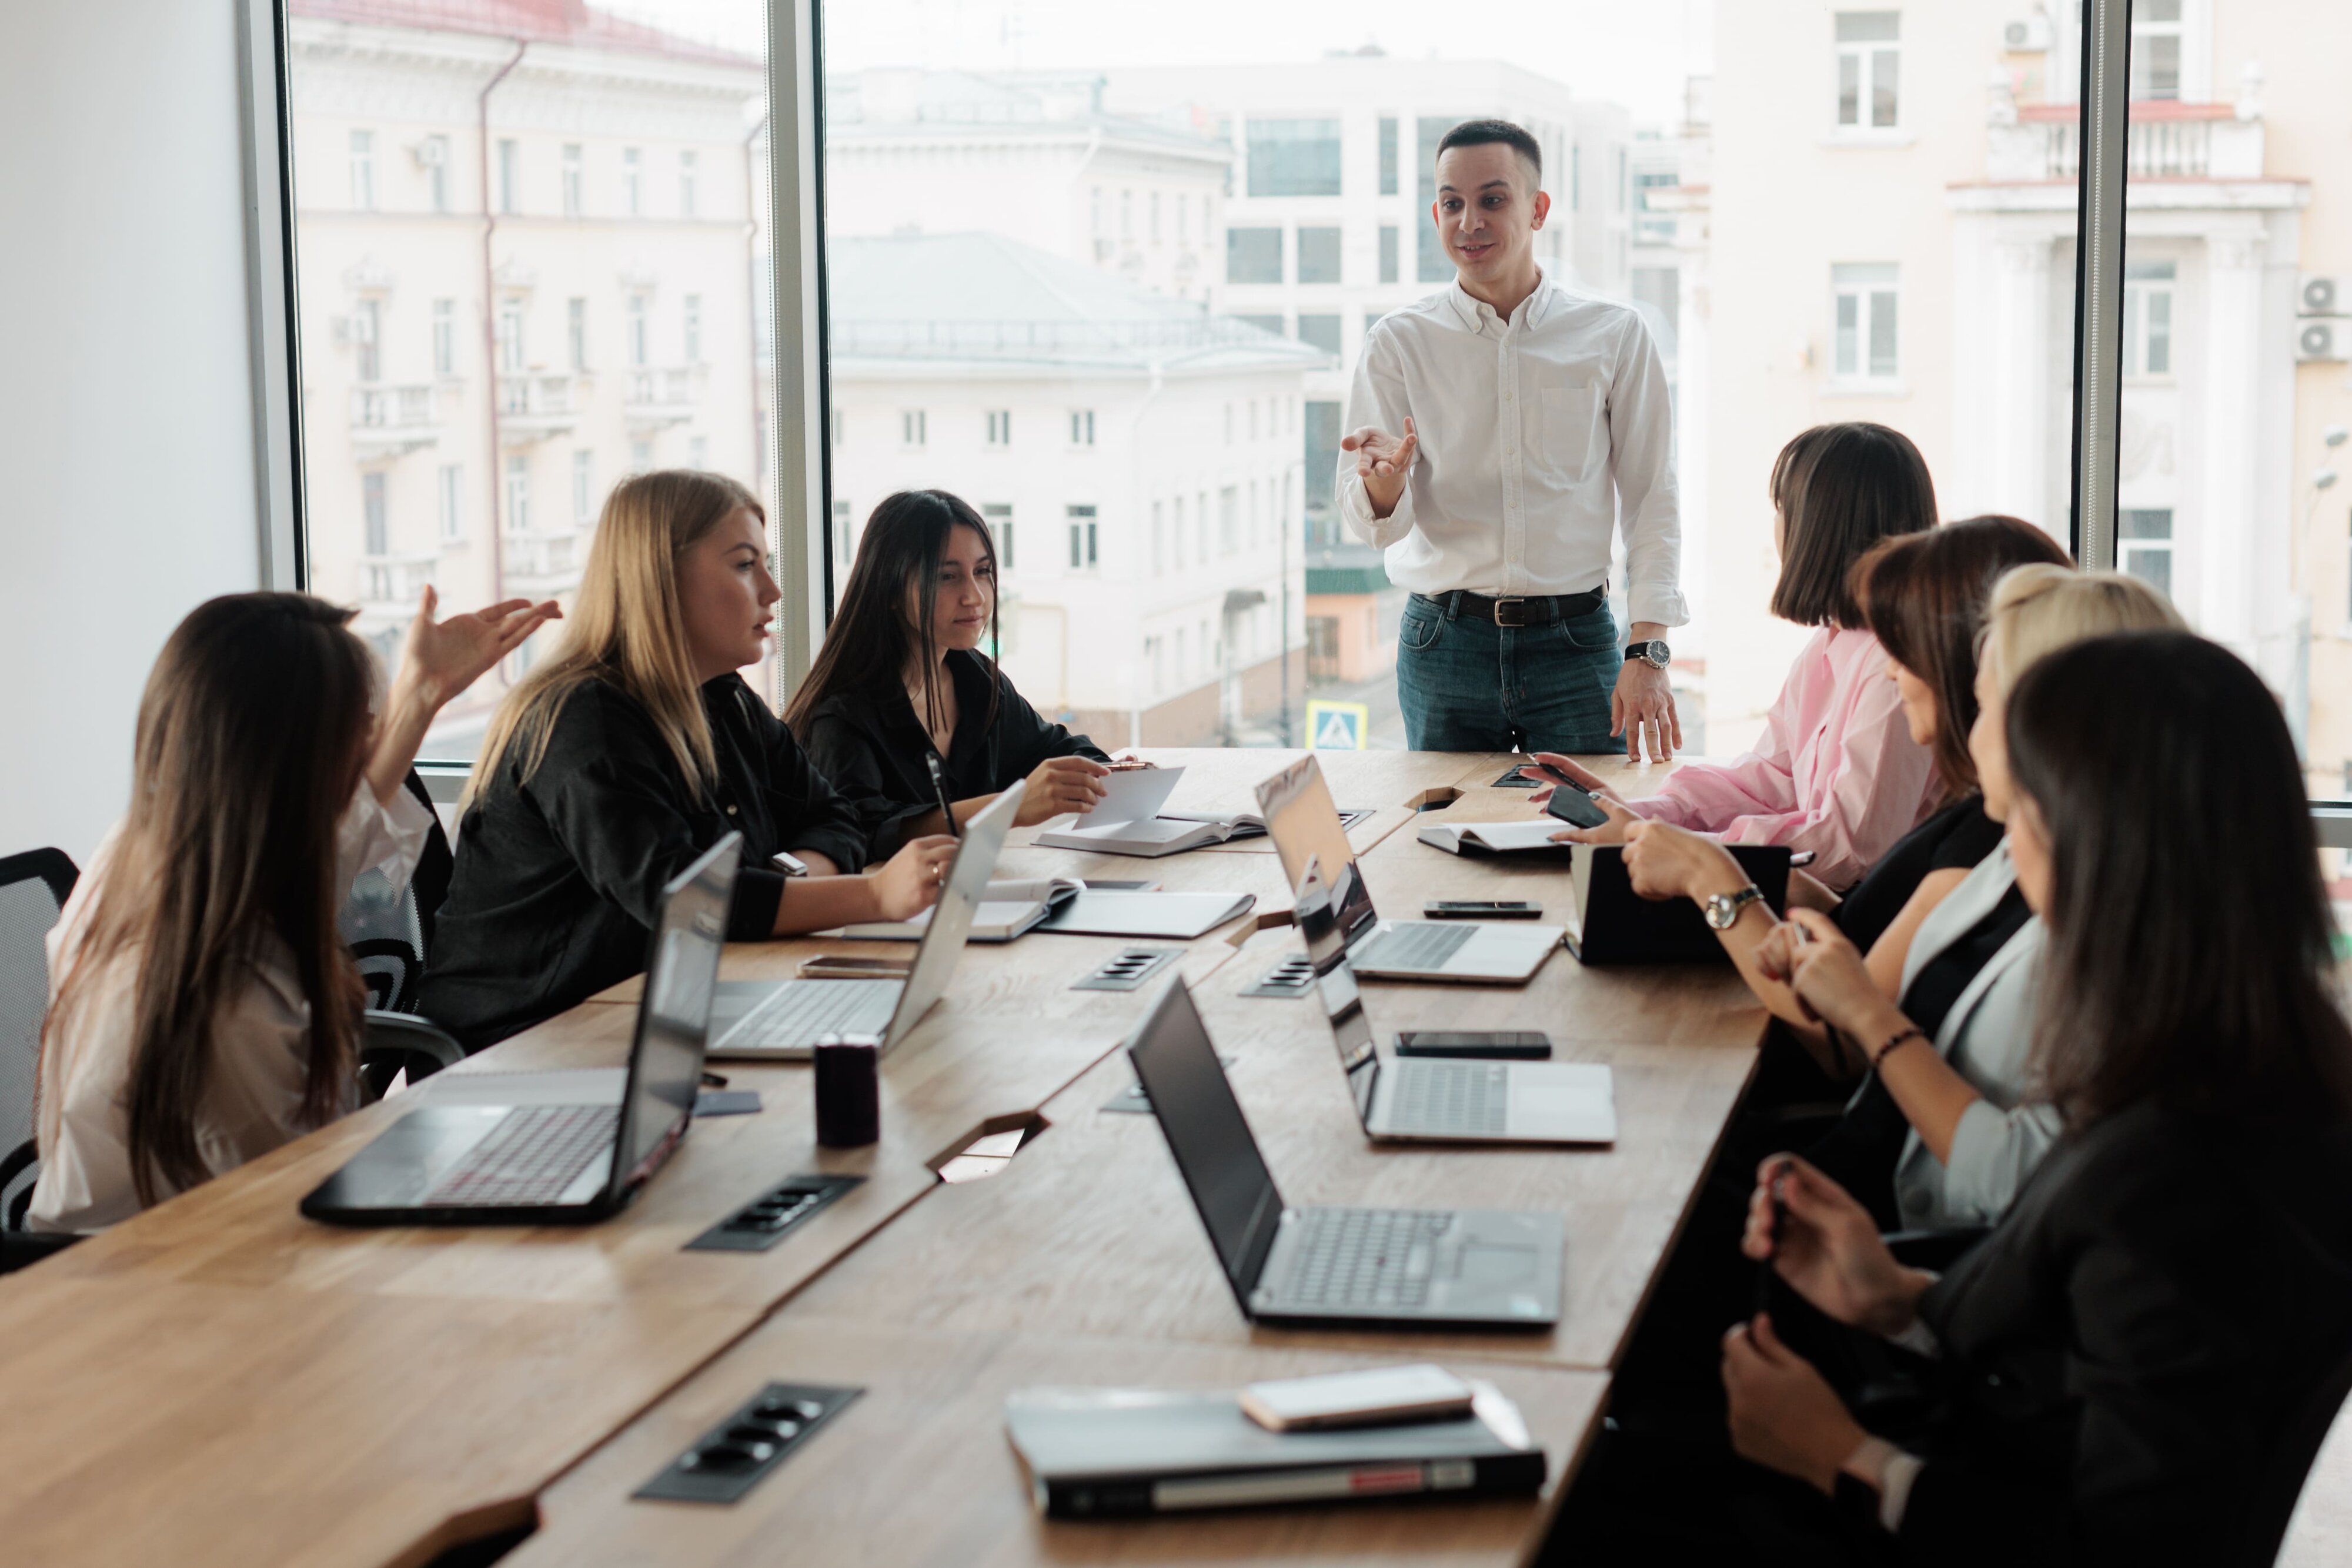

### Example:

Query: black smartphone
xmin=1422 ymin=900 xmax=1542 ymax=920
xmin=1545 ymin=784 xmax=1611 ymax=830
xmin=1395 ymin=1031 xmax=1553 ymax=1060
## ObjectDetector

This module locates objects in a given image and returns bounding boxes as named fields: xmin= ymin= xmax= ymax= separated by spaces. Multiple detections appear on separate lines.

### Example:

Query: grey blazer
xmin=1887 ymin=840 xmax=2062 ymax=1230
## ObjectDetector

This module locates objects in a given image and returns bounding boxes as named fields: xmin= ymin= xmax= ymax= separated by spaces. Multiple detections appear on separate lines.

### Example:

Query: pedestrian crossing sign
xmin=1306 ymin=700 xmax=1369 ymax=751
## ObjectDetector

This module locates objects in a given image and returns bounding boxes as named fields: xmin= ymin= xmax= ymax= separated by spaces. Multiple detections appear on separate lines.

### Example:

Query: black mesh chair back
xmin=340 ymin=770 xmax=454 ymax=1015
xmin=0 ymin=848 xmax=78 ymax=1238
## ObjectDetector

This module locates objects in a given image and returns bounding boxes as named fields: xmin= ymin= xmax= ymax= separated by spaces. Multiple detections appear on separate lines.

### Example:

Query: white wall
xmin=0 ymin=1 xmax=262 ymax=863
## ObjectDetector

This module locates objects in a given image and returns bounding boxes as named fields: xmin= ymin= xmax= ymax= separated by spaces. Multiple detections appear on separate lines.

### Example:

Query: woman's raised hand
xmin=868 ymin=835 xmax=960 ymax=922
xmin=1740 ymin=1155 xmax=1928 ymax=1337
xmin=397 ymin=586 xmax=560 ymax=709
xmin=1016 ymin=755 xmax=1111 ymax=826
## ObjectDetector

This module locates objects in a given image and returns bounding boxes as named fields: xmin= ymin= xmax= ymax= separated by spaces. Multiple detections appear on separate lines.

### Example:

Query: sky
xmin=605 ymin=0 xmax=1706 ymax=128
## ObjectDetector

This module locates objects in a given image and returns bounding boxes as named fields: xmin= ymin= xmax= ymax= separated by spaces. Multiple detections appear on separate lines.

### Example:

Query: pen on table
xmin=926 ymin=752 xmax=960 ymax=840
xmin=700 ymin=1069 xmax=729 ymax=1088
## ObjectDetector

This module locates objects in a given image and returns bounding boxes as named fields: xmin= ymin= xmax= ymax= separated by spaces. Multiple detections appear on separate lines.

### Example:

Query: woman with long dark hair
xmin=32 ymin=588 xmax=552 ymax=1229
xmin=1562 ymin=631 xmax=2352 ymax=1562
xmin=790 ymin=490 xmax=1111 ymax=857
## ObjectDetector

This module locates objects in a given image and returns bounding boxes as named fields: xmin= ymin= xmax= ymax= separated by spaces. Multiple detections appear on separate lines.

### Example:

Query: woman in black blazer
xmin=788 ymin=490 xmax=1111 ymax=859
xmin=1557 ymin=631 xmax=2352 ymax=1564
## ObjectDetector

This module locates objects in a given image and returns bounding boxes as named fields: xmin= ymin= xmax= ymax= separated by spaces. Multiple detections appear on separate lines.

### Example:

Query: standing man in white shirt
xmin=1339 ymin=119 xmax=1683 ymax=759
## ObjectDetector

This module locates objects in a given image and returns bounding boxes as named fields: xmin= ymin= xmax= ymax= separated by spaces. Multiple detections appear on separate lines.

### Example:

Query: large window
xmin=1246 ymin=118 xmax=1342 ymax=198
xmin=1833 ymin=11 xmax=1900 ymax=131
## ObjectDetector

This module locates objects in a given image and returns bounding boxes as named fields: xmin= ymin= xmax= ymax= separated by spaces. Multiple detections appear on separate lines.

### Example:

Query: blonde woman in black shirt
xmin=422 ymin=472 xmax=958 ymax=1048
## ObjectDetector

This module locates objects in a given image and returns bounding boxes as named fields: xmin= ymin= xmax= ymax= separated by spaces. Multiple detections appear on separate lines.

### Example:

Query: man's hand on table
xmin=1613 ymin=621 xmax=1681 ymax=762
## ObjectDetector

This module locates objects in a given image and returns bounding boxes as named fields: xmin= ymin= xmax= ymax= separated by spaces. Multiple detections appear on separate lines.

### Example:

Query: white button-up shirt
xmin=1338 ymin=269 xmax=1686 ymax=627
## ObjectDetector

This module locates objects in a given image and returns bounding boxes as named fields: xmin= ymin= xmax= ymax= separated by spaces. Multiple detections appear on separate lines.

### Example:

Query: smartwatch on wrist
xmin=1624 ymin=640 xmax=1671 ymax=668
xmin=1703 ymin=885 xmax=1766 ymax=931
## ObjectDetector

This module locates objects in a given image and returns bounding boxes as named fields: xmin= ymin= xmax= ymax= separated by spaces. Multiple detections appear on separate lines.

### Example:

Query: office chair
xmin=2250 ymin=1340 xmax=2352 ymax=1566
xmin=357 ymin=1011 xmax=466 ymax=1104
xmin=1 ymin=848 xmax=79 ymax=1273
xmin=343 ymin=770 xmax=455 ymax=1015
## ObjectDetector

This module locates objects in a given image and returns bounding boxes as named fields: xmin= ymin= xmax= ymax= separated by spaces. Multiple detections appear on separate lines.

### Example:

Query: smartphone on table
xmin=1394 ymin=1031 xmax=1553 ymax=1060
xmin=1239 ymin=1364 xmax=1477 ymax=1432
xmin=1423 ymin=900 xmax=1542 ymax=920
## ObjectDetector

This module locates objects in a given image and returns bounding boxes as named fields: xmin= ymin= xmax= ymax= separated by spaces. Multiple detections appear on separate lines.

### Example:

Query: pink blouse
xmin=1625 ymin=627 xmax=1937 ymax=891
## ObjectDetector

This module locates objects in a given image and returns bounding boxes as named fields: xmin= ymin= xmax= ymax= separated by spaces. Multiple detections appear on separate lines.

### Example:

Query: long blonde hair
xmin=1982 ymin=564 xmax=2189 ymax=696
xmin=467 ymin=470 xmax=761 ymax=807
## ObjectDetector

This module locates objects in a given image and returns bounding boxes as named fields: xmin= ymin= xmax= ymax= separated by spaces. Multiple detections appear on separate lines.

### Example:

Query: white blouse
xmin=29 ymin=785 xmax=433 ymax=1232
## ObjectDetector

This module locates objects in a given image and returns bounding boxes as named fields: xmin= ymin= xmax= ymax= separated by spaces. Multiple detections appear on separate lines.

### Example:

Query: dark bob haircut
xmin=1852 ymin=514 xmax=2071 ymax=796
xmin=2008 ymin=630 xmax=2352 ymax=1129
xmin=1435 ymin=119 xmax=1542 ymax=185
xmin=1768 ymin=423 xmax=1937 ymax=627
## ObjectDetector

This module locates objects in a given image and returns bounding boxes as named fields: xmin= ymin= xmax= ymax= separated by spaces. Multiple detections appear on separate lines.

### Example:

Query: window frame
xmin=1831 ymin=11 xmax=1903 ymax=135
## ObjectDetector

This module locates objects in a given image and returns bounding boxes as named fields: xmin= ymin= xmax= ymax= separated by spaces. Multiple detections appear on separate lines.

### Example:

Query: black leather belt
xmin=1421 ymin=588 xmax=1606 ymax=627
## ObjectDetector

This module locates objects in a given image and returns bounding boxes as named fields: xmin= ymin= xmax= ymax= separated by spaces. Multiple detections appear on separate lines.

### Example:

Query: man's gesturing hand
xmin=1340 ymin=416 xmax=1418 ymax=519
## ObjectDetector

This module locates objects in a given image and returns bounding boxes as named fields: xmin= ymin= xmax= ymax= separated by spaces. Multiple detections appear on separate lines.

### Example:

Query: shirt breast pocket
xmin=1539 ymin=386 xmax=1601 ymax=480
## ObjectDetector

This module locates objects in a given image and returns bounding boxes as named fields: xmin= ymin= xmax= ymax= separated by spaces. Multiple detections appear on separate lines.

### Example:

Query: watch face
xmin=1642 ymin=642 xmax=1672 ymax=668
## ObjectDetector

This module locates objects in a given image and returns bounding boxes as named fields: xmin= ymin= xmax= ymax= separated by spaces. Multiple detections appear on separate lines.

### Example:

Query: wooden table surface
xmin=0 ymin=748 xmax=1759 ymax=1568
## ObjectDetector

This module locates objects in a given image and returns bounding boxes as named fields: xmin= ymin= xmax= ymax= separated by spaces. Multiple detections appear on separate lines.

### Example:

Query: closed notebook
xmin=1004 ymin=1382 xmax=1545 ymax=1518
xmin=1036 ymin=889 xmax=1254 ymax=940
xmin=833 ymin=877 xmax=1083 ymax=942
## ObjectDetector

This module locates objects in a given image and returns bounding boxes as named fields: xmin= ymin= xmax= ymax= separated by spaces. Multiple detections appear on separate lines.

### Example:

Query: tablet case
xmin=1566 ymin=844 xmax=1792 ymax=964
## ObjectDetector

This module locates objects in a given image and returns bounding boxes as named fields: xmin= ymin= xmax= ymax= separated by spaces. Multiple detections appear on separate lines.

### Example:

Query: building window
xmin=680 ymin=149 xmax=697 ymax=218
xmin=353 ymin=298 xmax=381 ymax=382
xmin=504 ymin=454 xmax=529 ymax=531
xmin=1120 ymin=188 xmax=1133 ymax=238
xmin=1176 ymin=193 xmax=1189 ymax=244
xmin=626 ymin=295 xmax=648 ymax=366
xmin=424 ymin=134 xmax=449 ymax=212
xmin=1571 ymin=145 xmax=1582 ymax=211
xmin=1150 ymin=190 xmax=1161 ymax=242
xmin=2131 ymin=0 xmax=2183 ymax=101
xmin=562 ymin=143 xmax=582 ymax=216
xmin=432 ymin=299 xmax=455 ymax=377
xmin=437 ymin=463 xmax=463 ymax=542
xmin=497 ymin=138 xmax=520 ymax=213
xmin=2122 ymin=260 xmax=2174 ymax=379
xmin=630 ymin=438 xmax=652 ymax=472
xmin=1227 ymin=227 xmax=1283 ymax=285
xmin=567 ymin=297 xmax=587 ymax=370
xmin=1297 ymin=313 xmax=1344 ymax=357
xmin=1196 ymin=490 xmax=1210 ymax=564
xmin=2120 ymin=509 xmax=2174 ymax=596
xmin=1069 ymin=409 xmax=1094 ymax=446
xmin=1297 ymin=226 xmax=1342 ymax=285
xmin=1090 ymin=185 xmax=1104 ymax=236
xmin=349 ymin=129 xmax=375 ymax=210
xmin=986 ymin=409 xmax=1011 ymax=444
xmin=622 ymin=148 xmax=642 ymax=216
xmin=362 ymin=471 xmax=387 ymax=556
xmin=902 ymin=409 xmax=927 ymax=446
xmin=1246 ymin=118 xmax=1342 ymax=197
xmin=1378 ymin=225 xmax=1399 ymax=285
xmin=572 ymin=450 xmax=593 ymax=525
xmin=1835 ymin=12 xmax=1901 ymax=130
xmin=497 ymin=299 xmax=524 ymax=374
xmin=1219 ymin=486 xmax=1238 ymax=554
xmin=1832 ymin=262 xmax=1899 ymax=383
xmin=1172 ymin=495 xmax=1187 ymax=568
xmin=1635 ymin=170 xmax=1678 ymax=242
xmin=1415 ymin=117 xmax=1453 ymax=282
xmin=1378 ymin=115 xmax=1399 ymax=196
xmin=983 ymin=502 xmax=1013 ymax=567
xmin=1174 ymin=627 xmax=1187 ymax=684
xmin=831 ymin=498 xmax=853 ymax=563
xmin=1067 ymin=504 xmax=1098 ymax=570
xmin=1150 ymin=500 xmax=1164 ymax=571
xmin=683 ymin=293 xmax=702 ymax=362
xmin=1146 ymin=634 xmax=1164 ymax=695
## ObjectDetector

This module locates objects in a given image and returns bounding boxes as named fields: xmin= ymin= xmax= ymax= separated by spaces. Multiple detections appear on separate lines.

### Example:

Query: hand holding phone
xmin=1545 ymin=784 xmax=1611 ymax=830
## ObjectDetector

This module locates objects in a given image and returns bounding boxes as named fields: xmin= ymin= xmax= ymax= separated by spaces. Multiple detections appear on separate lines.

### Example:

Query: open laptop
xmin=1126 ymin=975 xmax=1562 ymax=1329
xmin=706 ymin=781 xmax=1023 ymax=1059
xmin=1294 ymin=858 xmax=1615 ymax=1145
xmin=1255 ymin=754 xmax=1563 ymax=984
xmin=302 ymin=834 xmax=737 ymax=1226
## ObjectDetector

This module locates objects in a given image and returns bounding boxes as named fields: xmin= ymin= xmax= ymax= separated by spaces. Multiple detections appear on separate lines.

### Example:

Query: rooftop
xmin=289 ymin=0 xmax=757 ymax=68
xmin=825 ymin=68 xmax=1227 ymax=161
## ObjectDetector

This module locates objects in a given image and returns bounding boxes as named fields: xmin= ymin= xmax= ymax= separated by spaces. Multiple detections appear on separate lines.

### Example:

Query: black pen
xmin=926 ymin=752 xmax=960 ymax=840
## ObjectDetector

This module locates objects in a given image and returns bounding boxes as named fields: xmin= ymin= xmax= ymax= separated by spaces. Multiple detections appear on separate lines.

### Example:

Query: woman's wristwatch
xmin=1703 ymin=885 xmax=1766 ymax=930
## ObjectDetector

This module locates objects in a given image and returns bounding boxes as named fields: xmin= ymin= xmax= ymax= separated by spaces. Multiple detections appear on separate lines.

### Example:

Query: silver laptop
xmin=1295 ymin=859 xmax=1615 ymax=1145
xmin=1127 ymin=975 xmax=1561 ymax=1328
xmin=1255 ymin=755 xmax=1563 ymax=984
xmin=706 ymin=781 xmax=1023 ymax=1059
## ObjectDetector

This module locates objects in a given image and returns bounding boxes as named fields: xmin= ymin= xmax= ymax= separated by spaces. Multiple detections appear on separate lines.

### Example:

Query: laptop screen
xmin=1126 ymin=977 xmax=1285 ymax=1306
xmin=878 ymin=779 xmax=1023 ymax=1050
xmin=1255 ymin=755 xmax=1378 ymax=946
xmin=613 ymin=834 xmax=738 ymax=1192
xmin=1296 ymin=860 xmax=1379 ymax=1129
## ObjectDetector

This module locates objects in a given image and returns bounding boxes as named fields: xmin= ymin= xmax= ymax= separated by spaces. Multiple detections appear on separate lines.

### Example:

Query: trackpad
xmin=1454 ymin=1241 xmax=1539 ymax=1288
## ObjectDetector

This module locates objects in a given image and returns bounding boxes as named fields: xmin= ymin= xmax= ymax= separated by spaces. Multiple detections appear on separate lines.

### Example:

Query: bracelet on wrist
xmin=1869 ymin=1024 xmax=1927 ymax=1071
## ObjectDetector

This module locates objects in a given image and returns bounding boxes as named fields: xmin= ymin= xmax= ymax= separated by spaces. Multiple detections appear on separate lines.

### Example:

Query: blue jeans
xmin=1395 ymin=593 xmax=1622 ymax=754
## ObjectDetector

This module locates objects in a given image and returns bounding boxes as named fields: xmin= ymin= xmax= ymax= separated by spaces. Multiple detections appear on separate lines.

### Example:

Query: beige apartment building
xmin=1672 ymin=0 xmax=2352 ymax=785
xmin=286 ymin=0 xmax=767 ymax=753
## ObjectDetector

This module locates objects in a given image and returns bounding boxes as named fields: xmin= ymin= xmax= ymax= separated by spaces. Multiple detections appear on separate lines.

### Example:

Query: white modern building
xmin=827 ymin=233 xmax=1324 ymax=745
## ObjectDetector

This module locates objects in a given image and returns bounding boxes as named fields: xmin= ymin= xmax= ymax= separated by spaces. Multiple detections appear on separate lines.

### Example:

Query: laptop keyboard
xmin=1388 ymin=1060 xmax=1511 ymax=1138
xmin=1354 ymin=922 xmax=1475 ymax=974
xmin=423 ymin=1104 xmax=617 ymax=1208
xmin=1276 ymin=1208 xmax=1455 ymax=1309
xmin=726 ymin=979 xmax=899 ymax=1049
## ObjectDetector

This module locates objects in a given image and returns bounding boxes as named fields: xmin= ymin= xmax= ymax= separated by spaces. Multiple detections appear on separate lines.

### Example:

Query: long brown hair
xmin=785 ymin=490 xmax=1001 ymax=741
xmin=42 ymin=593 xmax=375 ymax=1203
xmin=2009 ymin=631 xmax=2352 ymax=1129
xmin=1851 ymin=515 xmax=2072 ymax=797
xmin=1767 ymin=423 xmax=1937 ymax=627
xmin=469 ymin=469 xmax=760 ymax=805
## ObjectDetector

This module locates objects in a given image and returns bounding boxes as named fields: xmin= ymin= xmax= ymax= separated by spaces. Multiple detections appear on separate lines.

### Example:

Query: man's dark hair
xmin=1766 ymin=422 xmax=1937 ymax=627
xmin=1435 ymin=119 xmax=1542 ymax=186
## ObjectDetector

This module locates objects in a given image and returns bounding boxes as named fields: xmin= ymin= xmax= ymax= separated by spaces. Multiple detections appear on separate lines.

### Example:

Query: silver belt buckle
xmin=1492 ymin=596 xmax=1529 ymax=627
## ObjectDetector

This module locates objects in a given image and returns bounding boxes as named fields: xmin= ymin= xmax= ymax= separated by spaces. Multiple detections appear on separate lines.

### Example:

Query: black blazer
xmin=799 ymin=650 xmax=1108 ymax=858
xmin=419 ymin=674 xmax=867 ymax=1048
xmin=1881 ymin=1100 xmax=2352 ymax=1565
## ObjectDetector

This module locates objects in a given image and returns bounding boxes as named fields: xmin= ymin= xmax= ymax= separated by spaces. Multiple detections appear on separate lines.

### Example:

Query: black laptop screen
xmin=1297 ymin=861 xmax=1379 ymax=1128
xmin=1126 ymin=978 xmax=1284 ymax=1305
xmin=614 ymin=835 xmax=737 ymax=1191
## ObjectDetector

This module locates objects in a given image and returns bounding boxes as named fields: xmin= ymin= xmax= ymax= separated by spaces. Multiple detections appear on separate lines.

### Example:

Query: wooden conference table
xmin=0 ymin=748 xmax=1775 ymax=1568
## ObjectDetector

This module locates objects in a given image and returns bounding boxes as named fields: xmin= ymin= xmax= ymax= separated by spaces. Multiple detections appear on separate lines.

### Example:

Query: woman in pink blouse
xmin=1529 ymin=423 xmax=1940 ymax=891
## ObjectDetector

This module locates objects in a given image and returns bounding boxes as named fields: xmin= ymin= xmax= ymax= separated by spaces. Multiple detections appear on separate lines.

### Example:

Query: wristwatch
xmin=1624 ymin=640 xmax=1672 ymax=668
xmin=1703 ymin=885 xmax=1765 ymax=931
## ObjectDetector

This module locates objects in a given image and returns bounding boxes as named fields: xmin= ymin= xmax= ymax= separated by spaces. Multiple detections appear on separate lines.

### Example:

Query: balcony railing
xmin=503 ymin=529 xmax=585 ymax=594
xmin=831 ymin=316 xmax=1294 ymax=361
xmin=1989 ymin=101 xmax=2264 ymax=183
xmin=349 ymin=382 xmax=439 ymax=458
xmin=496 ymin=373 xmax=583 ymax=444
xmin=360 ymin=551 xmax=437 ymax=609
xmin=624 ymin=366 xmax=698 ymax=433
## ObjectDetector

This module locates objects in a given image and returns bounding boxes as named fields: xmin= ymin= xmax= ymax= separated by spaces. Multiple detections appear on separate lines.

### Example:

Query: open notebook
xmin=1416 ymin=820 xmax=1573 ymax=855
xmin=1044 ymin=807 xmax=1375 ymax=858
xmin=833 ymin=877 xmax=1086 ymax=942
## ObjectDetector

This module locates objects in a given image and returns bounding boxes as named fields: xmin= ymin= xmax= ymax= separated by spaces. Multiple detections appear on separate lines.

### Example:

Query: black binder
xmin=1566 ymin=843 xmax=1792 ymax=965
